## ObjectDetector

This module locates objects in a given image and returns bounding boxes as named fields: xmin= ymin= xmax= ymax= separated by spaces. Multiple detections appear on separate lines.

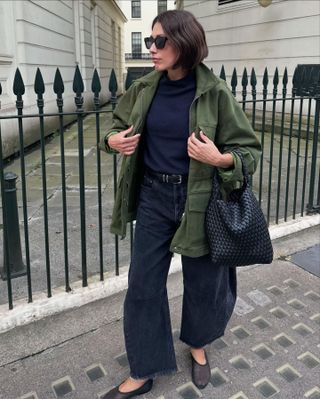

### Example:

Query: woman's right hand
xmin=108 ymin=126 xmax=141 ymax=155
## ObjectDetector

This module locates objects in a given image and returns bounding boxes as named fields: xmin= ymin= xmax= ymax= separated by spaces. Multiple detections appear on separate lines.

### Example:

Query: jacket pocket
xmin=185 ymin=190 xmax=211 ymax=250
xmin=198 ymin=124 xmax=217 ymax=141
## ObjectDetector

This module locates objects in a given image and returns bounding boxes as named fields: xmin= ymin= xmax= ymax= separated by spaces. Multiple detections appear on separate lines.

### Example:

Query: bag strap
xmin=232 ymin=148 xmax=250 ymax=186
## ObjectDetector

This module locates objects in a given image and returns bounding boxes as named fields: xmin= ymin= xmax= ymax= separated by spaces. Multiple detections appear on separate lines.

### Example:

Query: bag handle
xmin=211 ymin=148 xmax=250 ymax=200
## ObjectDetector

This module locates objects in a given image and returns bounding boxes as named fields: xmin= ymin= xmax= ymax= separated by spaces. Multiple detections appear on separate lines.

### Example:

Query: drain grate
xmin=230 ymin=326 xmax=251 ymax=339
xmin=273 ymin=333 xmax=295 ymax=348
xmin=298 ymin=352 xmax=320 ymax=369
xmin=253 ymin=378 xmax=279 ymax=398
xmin=210 ymin=367 xmax=229 ymax=387
xmin=52 ymin=377 xmax=75 ymax=398
xmin=85 ymin=364 xmax=106 ymax=382
xmin=211 ymin=337 xmax=228 ymax=350
xmin=176 ymin=382 xmax=202 ymax=398
xmin=251 ymin=316 xmax=271 ymax=329
xmin=269 ymin=306 xmax=290 ymax=319
xmin=251 ymin=344 xmax=275 ymax=360
xmin=229 ymin=355 xmax=251 ymax=370
xmin=115 ymin=352 xmax=129 ymax=367
xmin=276 ymin=364 xmax=302 ymax=382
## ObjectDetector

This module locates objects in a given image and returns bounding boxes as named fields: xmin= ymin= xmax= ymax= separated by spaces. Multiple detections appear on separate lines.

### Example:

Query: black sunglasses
xmin=144 ymin=35 xmax=168 ymax=50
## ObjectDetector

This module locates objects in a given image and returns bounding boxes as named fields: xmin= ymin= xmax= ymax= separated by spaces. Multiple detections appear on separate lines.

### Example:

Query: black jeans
xmin=124 ymin=172 xmax=237 ymax=379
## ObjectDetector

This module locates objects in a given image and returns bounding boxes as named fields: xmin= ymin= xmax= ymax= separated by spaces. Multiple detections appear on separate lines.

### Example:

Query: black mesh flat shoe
xmin=191 ymin=351 xmax=211 ymax=389
xmin=101 ymin=379 xmax=153 ymax=399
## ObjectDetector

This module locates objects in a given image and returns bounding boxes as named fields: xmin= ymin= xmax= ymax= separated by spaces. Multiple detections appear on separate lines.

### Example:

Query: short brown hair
xmin=152 ymin=10 xmax=208 ymax=71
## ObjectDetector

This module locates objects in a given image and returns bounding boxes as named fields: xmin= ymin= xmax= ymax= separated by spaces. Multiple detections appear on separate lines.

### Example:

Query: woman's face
xmin=148 ymin=22 xmax=182 ymax=79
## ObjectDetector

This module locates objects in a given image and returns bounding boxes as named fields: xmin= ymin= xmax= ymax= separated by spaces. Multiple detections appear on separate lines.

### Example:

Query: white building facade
xmin=0 ymin=0 xmax=126 ymax=158
xmin=117 ymin=0 xmax=176 ymax=75
xmin=182 ymin=0 xmax=320 ymax=87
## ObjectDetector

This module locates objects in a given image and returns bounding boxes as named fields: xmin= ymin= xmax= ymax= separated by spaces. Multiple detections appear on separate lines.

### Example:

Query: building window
xmin=131 ymin=0 xmax=141 ymax=18
xmin=132 ymin=32 xmax=142 ymax=58
xmin=158 ymin=0 xmax=167 ymax=14
xmin=218 ymin=0 xmax=241 ymax=4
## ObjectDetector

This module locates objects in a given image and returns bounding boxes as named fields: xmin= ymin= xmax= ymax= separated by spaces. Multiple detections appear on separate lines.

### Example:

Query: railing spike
xmin=0 ymin=82 xmax=2 ymax=96
xmin=13 ymin=68 xmax=25 ymax=96
xmin=283 ymin=67 xmax=288 ymax=86
xmin=273 ymin=67 xmax=279 ymax=86
xmin=109 ymin=68 xmax=118 ymax=94
xmin=219 ymin=65 xmax=226 ymax=81
xmin=263 ymin=67 xmax=269 ymax=87
xmin=91 ymin=69 xmax=101 ymax=94
xmin=125 ymin=69 xmax=134 ymax=91
xmin=73 ymin=65 xmax=84 ymax=94
xmin=231 ymin=68 xmax=237 ymax=86
xmin=250 ymin=67 xmax=257 ymax=87
xmin=53 ymin=68 xmax=64 ymax=95
xmin=242 ymin=67 xmax=248 ymax=87
xmin=231 ymin=67 xmax=237 ymax=96
xmin=34 ymin=68 xmax=45 ymax=95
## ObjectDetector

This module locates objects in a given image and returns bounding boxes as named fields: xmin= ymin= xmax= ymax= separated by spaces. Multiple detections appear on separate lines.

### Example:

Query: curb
xmin=0 ymin=214 xmax=319 ymax=334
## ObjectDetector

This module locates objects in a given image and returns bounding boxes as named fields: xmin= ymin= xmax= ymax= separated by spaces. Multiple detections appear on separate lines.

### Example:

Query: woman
xmin=100 ymin=10 xmax=261 ymax=399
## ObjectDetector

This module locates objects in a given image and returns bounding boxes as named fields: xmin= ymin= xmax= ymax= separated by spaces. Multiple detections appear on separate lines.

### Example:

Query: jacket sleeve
xmin=98 ymin=82 xmax=141 ymax=154
xmin=214 ymin=83 xmax=262 ymax=192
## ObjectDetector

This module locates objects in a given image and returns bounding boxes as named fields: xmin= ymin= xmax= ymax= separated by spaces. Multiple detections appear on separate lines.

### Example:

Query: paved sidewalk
xmin=0 ymin=225 xmax=319 ymax=399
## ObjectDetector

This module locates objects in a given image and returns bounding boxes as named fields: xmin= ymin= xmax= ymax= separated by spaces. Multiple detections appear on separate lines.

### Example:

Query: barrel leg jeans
xmin=124 ymin=174 xmax=237 ymax=380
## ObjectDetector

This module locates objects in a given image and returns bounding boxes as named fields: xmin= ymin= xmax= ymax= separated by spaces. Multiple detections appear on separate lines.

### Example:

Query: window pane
xmin=132 ymin=32 xmax=142 ymax=56
xmin=132 ymin=0 xmax=141 ymax=18
xmin=158 ymin=0 xmax=167 ymax=14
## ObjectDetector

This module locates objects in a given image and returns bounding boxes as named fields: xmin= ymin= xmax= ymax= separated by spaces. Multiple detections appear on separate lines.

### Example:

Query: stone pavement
xmin=0 ymin=225 xmax=319 ymax=399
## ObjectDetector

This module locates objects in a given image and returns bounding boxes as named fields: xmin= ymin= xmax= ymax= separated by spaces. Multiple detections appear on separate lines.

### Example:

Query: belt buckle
xmin=172 ymin=174 xmax=182 ymax=184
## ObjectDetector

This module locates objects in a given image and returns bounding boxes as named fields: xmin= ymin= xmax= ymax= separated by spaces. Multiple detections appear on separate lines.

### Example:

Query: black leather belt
xmin=145 ymin=168 xmax=188 ymax=184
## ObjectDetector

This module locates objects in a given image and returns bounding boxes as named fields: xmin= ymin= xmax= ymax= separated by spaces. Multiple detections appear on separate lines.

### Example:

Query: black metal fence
xmin=0 ymin=64 xmax=319 ymax=310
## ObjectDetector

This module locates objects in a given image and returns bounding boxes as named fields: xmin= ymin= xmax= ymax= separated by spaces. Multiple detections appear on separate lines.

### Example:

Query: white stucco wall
xmin=183 ymin=0 xmax=320 ymax=87
xmin=0 ymin=0 xmax=126 ymax=158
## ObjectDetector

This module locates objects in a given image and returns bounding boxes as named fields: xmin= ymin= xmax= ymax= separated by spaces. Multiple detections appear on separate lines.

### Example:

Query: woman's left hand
xmin=188 ymin=131 xmax=234 ymax=168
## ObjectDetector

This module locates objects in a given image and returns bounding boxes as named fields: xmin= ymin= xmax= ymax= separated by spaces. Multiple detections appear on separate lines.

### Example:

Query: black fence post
xmin=307 ymin=71 xmax=320 ymax=214
xmin=108 ymin=68 xmax=120 ymax=275
xmin=0 ymin=172 xmax=26 ymax=280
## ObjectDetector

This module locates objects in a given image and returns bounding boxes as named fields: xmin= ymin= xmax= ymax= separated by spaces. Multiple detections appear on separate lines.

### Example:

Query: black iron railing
xmin=0 ymin=64 xmax=319 ymax=310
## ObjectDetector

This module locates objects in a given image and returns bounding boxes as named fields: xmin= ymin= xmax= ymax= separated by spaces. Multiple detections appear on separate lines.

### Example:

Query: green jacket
xmin=100 ymin=63 xmax=261 ymax=257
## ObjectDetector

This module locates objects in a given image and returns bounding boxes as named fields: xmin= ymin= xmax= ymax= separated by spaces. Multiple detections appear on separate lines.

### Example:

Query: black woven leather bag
xmin=205 ymin=150 xmax=273 ymax=267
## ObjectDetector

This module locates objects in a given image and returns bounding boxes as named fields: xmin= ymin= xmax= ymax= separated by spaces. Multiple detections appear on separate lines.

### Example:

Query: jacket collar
xmin=135 ymin=63 xmax=220 ymax=95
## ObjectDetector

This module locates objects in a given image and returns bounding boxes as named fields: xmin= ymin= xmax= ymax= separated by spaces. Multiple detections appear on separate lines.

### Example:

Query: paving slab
xmin=290 ymin=244 xmax=320 ymax=278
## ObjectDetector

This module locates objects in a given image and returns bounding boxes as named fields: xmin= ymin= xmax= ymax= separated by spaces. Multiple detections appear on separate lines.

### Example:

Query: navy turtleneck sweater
xmin=143 ymin=70 xmax=196 ymax=175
